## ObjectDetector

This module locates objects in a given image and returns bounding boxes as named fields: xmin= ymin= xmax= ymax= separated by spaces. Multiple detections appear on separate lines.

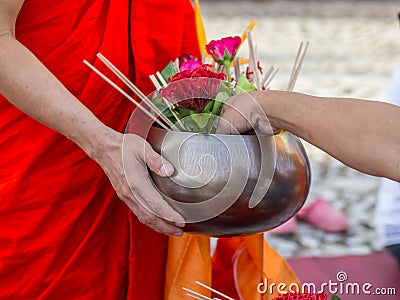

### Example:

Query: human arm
xmin=0 ymin=0 xmax=183 ymax=235
xmin=218 ymin=90 xmax=400 ymax=182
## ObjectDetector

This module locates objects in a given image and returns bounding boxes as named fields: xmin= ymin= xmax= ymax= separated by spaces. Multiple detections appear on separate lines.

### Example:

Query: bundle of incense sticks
xmin=84 ymin=38 xmax=308 ymax=132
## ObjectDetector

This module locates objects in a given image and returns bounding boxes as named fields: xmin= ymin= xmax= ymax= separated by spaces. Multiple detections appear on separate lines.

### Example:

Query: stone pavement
xmin=202 ymin=0 xmax=400 ymax=258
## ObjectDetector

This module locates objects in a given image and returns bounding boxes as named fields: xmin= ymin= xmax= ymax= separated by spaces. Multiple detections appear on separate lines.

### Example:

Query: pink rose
xmin=205 ymin=36 xmax=241 ymax=64
xmin=179 ymin=54 xmax=202 ymax=71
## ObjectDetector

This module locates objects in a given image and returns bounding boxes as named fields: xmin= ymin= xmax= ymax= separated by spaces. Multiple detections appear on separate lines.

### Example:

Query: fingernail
xmin=175 ymin=222 xmax=185 ymax=228
xmin=160 ymin=163 xmax=174 ymax=176
xmin=174 ymin=231 xmax=183 ymax=236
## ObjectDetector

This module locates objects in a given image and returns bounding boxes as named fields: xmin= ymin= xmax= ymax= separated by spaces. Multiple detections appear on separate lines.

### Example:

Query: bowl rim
xmin=149 ymin=125 xmax=286 ymax=140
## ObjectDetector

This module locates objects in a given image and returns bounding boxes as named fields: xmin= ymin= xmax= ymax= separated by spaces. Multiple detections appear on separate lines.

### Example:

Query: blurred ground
xmin=203 ymin=0 xmax=400 ymax=258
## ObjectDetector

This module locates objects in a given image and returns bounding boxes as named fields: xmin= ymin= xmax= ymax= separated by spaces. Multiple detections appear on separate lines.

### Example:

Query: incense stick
xmin=149 ymin=74 xmax=162 ymax=91
xmin=264 ymin=67 xmax=279 ymax=89
xmin=246 ymin=30 xmax=261 ymax=90
xmin=261 ymin=65 xmax=274 ymax=87
xmin=186 ymin=293 xmax=210 ymax=300
xmin=173 ymin=58 xmax=180 ymax=73
xmin=287 ymin=42 xmax=303 ymax=91
xmin=288 ymin=41 xmax=309 ymax=91
xmin=234 ymin=57 xmax=240 ymax=83
xmin=83 ymin=60 xmax=169 ymax=131
xmin=286 ymin=41 xmax=309 ymax=91
xmin=96 ymin=53 xmax=177 ymax=129
xmin=182 ymin=288 xmax=214 ymax=300
xmin=195 ymin=281 xmax=234 ymax=300
xmin=149 ymin=74 xmax=188 ymax=131
xmin=280 ymin=42 xmax=308 ymax=134
xmin=156 ymin=71 xmax=168 ymax=87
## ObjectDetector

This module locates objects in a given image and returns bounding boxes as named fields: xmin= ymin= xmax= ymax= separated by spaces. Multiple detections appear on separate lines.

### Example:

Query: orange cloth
xmin=165 ymin=235 xmax=212 ymax=299
xmin=164 ymin=234 xmax=300 ymax=300
xmin=212 ymin=235 xmax=300 ymax=300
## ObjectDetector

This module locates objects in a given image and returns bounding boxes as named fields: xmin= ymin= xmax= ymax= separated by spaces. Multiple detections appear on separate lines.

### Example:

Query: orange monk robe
xmin=3 ymin=0 xmax=299 ymax=298
xmin=1 ymin=1 xmax=133 ymax=298
xmin=1 ymin=0 xmax=202 ymax=299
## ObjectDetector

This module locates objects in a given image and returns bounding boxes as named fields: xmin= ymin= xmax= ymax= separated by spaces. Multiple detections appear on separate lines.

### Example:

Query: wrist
xmin=68 ymin=120 xmax=121 ymax=161
xmin=251 ymin=90 xmax=287 ymax=131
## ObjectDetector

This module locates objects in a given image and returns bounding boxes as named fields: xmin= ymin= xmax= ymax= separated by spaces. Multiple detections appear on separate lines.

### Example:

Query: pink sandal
xmin=297 ymin=197 xmax=349 ymax=232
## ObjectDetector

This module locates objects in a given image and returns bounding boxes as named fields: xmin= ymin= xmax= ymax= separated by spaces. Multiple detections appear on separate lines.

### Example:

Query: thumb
xmin=144 ymin=143 xmax=174 ymax=177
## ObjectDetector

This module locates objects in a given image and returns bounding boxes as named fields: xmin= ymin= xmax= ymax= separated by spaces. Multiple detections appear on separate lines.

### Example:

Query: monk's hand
xmin=216 ymin=91 xmax=280 ymax=135
xmin=92 ymin=130 xmax=184 ymax=236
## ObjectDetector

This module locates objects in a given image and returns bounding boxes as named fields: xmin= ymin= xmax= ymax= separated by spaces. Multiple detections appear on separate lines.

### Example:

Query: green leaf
xmin=152 ymin=97 xmax=166 ymax=111
xmin=215 ymin=91 xmax=230 ymax=102
xmin=176 ymin=108 xmax=192 ymax=119
xmin=331 ymin=295 xmax=341 ymax=300
xmin=162 ymin=109 xmax=173 ymax=118
xmin=160 ymin=61 xmax=176 ymax=82
xmin=181 ymin=118 xmax=198 ymax=131
xmin=190 ymin=113 xmax=212 ymax=129
xmin=236 ymin=73 xmax=257 ymax=94
xmin=202 ymin=100 xmax=215 ymax=113
xmin=205 ymin=114 xmax=219 ymax=134
xmin=223 ymin=48 xmax=231 ymax=61
xmin=212 ymin=101 xmax=223 ymax=115
xmin=152 ymin=96 xmax=174 ymax=118
xmin=212 ymin=91 xmax=230 ymax=115
xmin=220 ymin=81 xmax=234 ymax=96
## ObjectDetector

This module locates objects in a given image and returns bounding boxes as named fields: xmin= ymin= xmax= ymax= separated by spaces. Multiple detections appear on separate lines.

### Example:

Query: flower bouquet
xmin=148 ymin=36 xmax=250 ymax=133
xmin=143 ymin=12 xmax=308 ymax=134
xmin=84 ymin=16 xmax=307 ymax=135
xmin=148 ymin=32 xmax=287 ymax=134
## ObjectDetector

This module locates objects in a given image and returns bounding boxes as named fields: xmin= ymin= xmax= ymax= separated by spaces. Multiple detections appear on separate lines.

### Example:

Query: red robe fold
xmin=0 ymin=0 xmax=199 ymax=299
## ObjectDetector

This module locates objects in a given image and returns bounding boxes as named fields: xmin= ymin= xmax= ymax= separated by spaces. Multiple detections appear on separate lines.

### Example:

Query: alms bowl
xmin=146 ymin=126 xmax=311 ymax=237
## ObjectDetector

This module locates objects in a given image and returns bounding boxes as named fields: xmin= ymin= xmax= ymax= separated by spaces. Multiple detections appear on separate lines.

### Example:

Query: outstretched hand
xmin=216 ymin=91 xmax=280 ymax=135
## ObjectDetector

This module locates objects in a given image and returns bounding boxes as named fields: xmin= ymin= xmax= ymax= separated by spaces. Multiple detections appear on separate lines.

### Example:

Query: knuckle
xmin=146 ymin=149 xmax=162 ymax=167
xmin=138 ymin=214 xmax=156 ymax=225
xmin=119 ymin=187 xmax=133 ymax=200
xmin=146 ymin=153 xmax=159 ymax=167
